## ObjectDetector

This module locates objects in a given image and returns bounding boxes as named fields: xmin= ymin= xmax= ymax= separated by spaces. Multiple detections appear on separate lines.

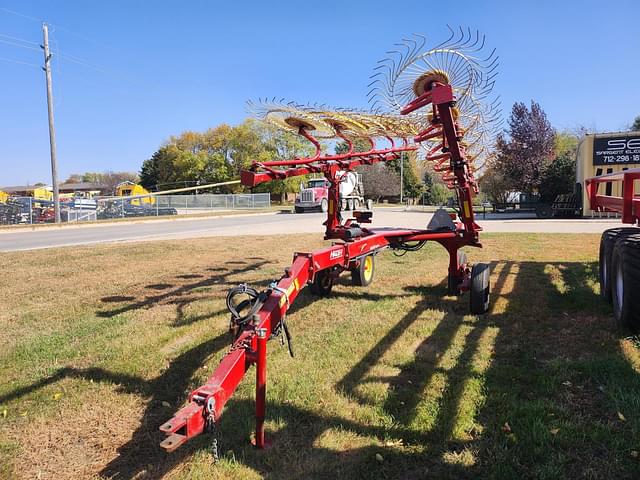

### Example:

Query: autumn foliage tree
xmin=64 ymin=171 xmax=139 ymax=194
xmin=139 ymin=119 xmax=313 ymax=194
xmin=494 ymin=101 xmax=555 ymax=194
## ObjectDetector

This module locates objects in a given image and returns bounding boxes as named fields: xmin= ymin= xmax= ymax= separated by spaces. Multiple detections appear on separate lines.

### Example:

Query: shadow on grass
xmin=6 ymin=259 xmax=640 ymax=479
xmin=97 ymin=258 xmax=270 ymax=327
xmin=0 ymin=332 xmax=232 ymax=479
xmin=328 ymin=260 xmax=640 ymax=478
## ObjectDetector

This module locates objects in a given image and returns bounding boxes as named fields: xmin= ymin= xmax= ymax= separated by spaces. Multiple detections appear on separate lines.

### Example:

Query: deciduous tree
xmin=422 ymin=169 xmax=450 ymax=205
xmin=69 ymin=171 xmax=139 ymax=193
xmin=387 ymin=153 xmax=425 ymax=200
xmin=554 ymin=130 xmax=579 ymax=158
xmin=538 ymin=153 xmax=576 ymax=202
xmin=140 ymin=119 xmax=314 ymax=195
xmin=494 ymin=101 xmax=555 ymax=193
xmin=478 ymin=163 xmax=511 ymax=205
xmin=358 ymin=163 xmax=400 ymax=201
xmin=63 ymin=174 xmax=83 ymax=184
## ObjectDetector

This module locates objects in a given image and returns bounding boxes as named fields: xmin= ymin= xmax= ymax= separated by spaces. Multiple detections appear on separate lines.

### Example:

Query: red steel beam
xmin=586 ymin=169 xmax=640 ymax=225
xmin=240 ymin=147 xmax=416 ymax=187
xmin=159 ymin=225 xmax=470 ymax=451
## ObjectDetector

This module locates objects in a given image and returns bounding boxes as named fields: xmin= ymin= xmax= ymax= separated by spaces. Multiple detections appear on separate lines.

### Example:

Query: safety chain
xmin=204 ymin=411 xmax=219 ymax=463
xmin=228 ymin=336 xmax=252 ymax=354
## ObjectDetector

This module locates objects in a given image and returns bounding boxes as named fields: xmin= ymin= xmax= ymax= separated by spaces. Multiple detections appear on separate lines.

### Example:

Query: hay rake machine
xmin=160 ymin=27 xmax=501 ymax=455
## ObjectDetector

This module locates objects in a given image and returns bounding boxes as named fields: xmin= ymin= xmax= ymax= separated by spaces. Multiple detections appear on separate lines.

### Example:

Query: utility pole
xmin=41 ymin=23 xmax=61 ymax=223
xmin=399 ymin=154 xmax=404 ymax=205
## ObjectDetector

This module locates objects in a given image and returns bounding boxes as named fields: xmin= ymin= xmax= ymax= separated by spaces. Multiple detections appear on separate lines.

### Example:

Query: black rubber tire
xmin=340 ymin=199 xmax=347 ymax=211
xmin=599 ymin=228 xmax=638 ymax=302
xmin=366 ymin=199 xmax=374 ymax=210
xmin=447 ymin=251 xmax=467 ymax=295
xmin=347 ymin=198 xmax=354 ymax=211
xmin=611 ymin=235 xmax=640 ymax=330
xmin=351 ymin=255 xmax=375 ymax=287
xmin=310 ymin=269 xmax=333 ymax=296
xmin=294 ymin=206 xmax=304 ymax=214
xmin=320 ymin=198 xmax=328 ymax=213
xmin=470 ymin=263 xmax=490 ymax=314
xmin=353 ymin=198 xmax=360 ymax=210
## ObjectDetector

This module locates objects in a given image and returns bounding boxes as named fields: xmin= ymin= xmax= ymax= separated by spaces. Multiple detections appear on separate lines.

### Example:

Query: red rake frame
xmin=586 ymin=168 xmax=640 ymax=224
xmin=160 ymin=83 xmax=487 ymax=452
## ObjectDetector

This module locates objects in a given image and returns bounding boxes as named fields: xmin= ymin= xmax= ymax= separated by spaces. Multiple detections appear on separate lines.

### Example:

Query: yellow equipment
xmin=115 ymin=182 xmax=155 ymax=205
xmin=0 ymin=191 xmax=8 ymax=203
xmin=33 ymin=187 xmax=53 ymax=202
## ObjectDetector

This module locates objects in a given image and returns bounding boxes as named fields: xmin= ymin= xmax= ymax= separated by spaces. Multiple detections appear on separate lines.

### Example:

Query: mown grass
xmin=1 ymin=233 xmax=640 ymax=479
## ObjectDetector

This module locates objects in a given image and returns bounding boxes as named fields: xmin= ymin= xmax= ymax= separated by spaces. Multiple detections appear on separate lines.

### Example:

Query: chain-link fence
xmin=0 ymin=193 xmax=271 ymax=225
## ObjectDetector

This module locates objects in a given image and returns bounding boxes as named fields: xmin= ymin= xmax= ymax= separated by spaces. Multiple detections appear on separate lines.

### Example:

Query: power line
xmin=0 ymin=29 xmax=130 ymax=82
xmin=0 ymin=32 xmax=40 ymax=46
xmin=0 ymin=8 xmax=151 ymax=89
xmin=0 ymin=7 xmax=107 ymax=48
xmin=0 ymin=30 xmax=102 ymax=74
xmin=0 ymin=7 xmax=41 ymax=23
xmin=0 ymin=37 xmax=40 ymax=51
xmin=0 ymin=56 xmax=39 ymax=68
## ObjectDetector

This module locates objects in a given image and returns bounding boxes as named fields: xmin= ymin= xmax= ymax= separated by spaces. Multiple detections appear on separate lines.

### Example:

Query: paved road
xmin=0 ymin=210 xmax=623 ymax=252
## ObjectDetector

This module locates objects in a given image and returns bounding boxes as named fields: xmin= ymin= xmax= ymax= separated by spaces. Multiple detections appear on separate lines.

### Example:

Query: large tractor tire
xmin=447 ymin=251 xmax=467 ymax=295
xmin=611 ymin=235 xmax=640 ymax=330
xmin=353 ymin=198 xmax=360 ymax=210
xmin=470 ymin=263 xmax=491 ymax=314
xmin=310 ymin=269 xmax=334 ymax=296
xmin=599 ymin=228 xmax=638 ymax=302
xmin=351 ymin=254 xmax=375 ymax=286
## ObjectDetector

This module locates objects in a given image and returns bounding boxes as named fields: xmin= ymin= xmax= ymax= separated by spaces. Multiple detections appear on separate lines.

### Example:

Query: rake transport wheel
xmin=351 ymin=254 xmax=375 ymax=287
xmin=470 ymin=263 xmax=491 ymax=314
xmin=447 ymin=251 xmax=467 ymax=295
xmin=320 ymin=198 xmax=328 ymax=213
xmin=610 ymin=234 xmax=640 ymax=330
xmin=599 ymin=228 xmax=638 ymax=302
xmin=310 ymin=269 xmax=334 ymax=296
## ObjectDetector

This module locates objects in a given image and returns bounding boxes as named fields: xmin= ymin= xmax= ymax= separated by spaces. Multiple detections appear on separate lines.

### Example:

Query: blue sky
xmin=1 ymin=0 xmax=638 ymax=185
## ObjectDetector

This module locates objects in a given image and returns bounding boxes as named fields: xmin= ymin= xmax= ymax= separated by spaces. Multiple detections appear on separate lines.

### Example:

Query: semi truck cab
xmin=294 ymin=172 xmax=370 ymax=213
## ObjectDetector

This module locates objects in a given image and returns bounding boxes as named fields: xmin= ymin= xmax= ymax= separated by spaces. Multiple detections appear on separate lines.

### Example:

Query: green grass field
xmin=1 ymin=233 xmax=639 ymax=479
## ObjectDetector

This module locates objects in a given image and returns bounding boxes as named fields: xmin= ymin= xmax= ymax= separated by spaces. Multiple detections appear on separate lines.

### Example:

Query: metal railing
xmin=0 ymin=193 xmax=271 ymax=225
